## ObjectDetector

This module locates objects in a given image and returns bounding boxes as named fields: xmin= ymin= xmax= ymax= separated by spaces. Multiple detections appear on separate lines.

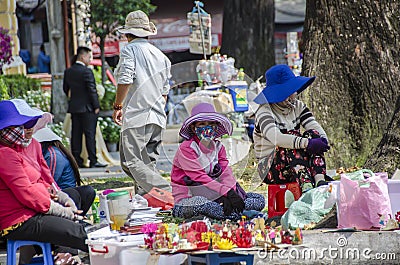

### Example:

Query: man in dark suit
xmin=63 ymin=46 xmax=107 ymax=168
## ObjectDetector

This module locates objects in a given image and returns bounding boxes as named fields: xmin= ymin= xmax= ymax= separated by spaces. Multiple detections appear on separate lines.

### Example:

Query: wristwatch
xmin=113 ymin=103 xmax=123 ymax=110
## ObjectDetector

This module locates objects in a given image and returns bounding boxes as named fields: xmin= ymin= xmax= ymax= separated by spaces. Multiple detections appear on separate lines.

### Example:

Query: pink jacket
xmin=0 ymin=139 xmax=56 ymax=230
xmin=171 ymin=138 xmax=237 ymax=203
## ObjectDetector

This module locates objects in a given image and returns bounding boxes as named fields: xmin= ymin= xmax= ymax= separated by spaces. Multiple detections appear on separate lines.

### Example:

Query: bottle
xmin=91 ymin=195 xmax=100 ymax=224
xmin=98 ymin=192 xmax=111 ymax=225
xmin=238 ymin=68 xmax=245 ymax=81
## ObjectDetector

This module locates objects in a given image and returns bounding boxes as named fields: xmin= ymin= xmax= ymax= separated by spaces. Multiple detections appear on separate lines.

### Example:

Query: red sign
xmin=92 ymin=41 xmax=120 ymax=58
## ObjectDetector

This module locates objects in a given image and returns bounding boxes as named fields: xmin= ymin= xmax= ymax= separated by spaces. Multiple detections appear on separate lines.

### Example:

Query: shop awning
xmin=92 ymin=13 xmax=223 ymax=57
xmin=148 ymin=14 xmax=222 ymax=53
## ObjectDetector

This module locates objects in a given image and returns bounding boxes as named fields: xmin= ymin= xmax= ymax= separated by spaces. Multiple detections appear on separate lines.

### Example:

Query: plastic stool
xmin=7 ymin=240 xmax=53 ymax=265
xmin=188 ymin=252 xmax=254 ymax=265
xmin=267 ymin=182 xmax=301 ymax=218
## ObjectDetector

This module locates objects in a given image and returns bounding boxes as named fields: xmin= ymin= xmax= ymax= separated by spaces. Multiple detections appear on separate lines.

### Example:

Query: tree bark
xmin=221 ymin=0 xmax=275 ymax=80
xmin=47 ymin=0 xmax=68 ymax=123
xmin=301 ymin=0 xmax=400 ymax=171
xmin=100 ymin=36 xmax=106 ymax=85
xmin=365 ymin=97 xmax=400 ymax=174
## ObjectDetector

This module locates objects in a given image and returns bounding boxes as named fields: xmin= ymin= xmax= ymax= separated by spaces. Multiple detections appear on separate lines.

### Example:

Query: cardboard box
xmin=225 ymin=81 xmax=249 ymax=112
xmin=388 ymin=179 xmax=400 ymax=218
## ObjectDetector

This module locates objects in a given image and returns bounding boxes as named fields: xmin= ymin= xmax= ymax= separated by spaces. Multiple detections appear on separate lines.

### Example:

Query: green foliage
xmin=0 ymin=74 xmax=41 ymax=98
xmin=93 ymin=66 xmax=103 ymax=84
xmin=24 ymin=90 xmax=51 ymax=112
xmin=0 ymin=74 xmax=49 ymax=111
xmin=100 ymin=83 xmax=116 ymax=110
xmin=93 ymin=67 xmax=116 ymax=110
xmin=98 ymin=116 xmax=121 ymax=143
xmin=0 ymin=78 xmax=9 ymax=100
xmin=90 ymin=0 xmax=156 ymax=39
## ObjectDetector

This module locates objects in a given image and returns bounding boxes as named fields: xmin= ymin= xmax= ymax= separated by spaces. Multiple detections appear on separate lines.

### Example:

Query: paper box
xmin=225 ymin=81 xmax=249 ymax=112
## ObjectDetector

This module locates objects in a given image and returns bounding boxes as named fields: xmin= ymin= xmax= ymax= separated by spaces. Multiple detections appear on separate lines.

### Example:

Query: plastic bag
xmin=338 ymin=169 xmax=392 ymax=229
xmin=281 ymin=185 xmax=334 ymax=230
xmin=143 ymin=188 xmax=174 ymax=210
xmin=131 ymin=194 xmax=149 ymax=209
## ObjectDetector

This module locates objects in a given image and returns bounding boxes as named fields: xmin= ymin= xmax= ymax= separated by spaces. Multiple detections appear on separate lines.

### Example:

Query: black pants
xmin=63 ymin=186 xmax=96 ymax=216
xmin=71 ymin=112 xmax=98 ymax=166
xmin=4 ymin=214 xmax=88 ymax=252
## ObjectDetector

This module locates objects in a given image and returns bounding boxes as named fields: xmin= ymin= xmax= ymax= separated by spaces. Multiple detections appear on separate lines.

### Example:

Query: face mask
xmin=0 ymin=126 xmax=30 ymax=147
xmin=277 ymin=98 xmax=296 ymax=109
xmin=21 ymin=138 xmax=32 ymax=148
xmin=195 ymin=125 xmax=217 ymax=141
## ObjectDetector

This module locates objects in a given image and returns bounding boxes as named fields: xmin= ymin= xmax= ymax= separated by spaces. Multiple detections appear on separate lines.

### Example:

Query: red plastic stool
xmin=267 ymin=182 xmax=302 ymax=218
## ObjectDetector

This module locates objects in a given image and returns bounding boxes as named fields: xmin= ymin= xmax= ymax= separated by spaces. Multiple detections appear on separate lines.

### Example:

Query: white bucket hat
xmin=33 ymin=127 xmax=62 ymax=142
xmin=117 ymin=10 xmax=157 ymax=37
xmin=32 ymin=112 xmax=61 ymax=142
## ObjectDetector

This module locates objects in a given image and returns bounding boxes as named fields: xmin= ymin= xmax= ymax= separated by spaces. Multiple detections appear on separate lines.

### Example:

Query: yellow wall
xmin=0 ymin=0 xmax=26 ymax=75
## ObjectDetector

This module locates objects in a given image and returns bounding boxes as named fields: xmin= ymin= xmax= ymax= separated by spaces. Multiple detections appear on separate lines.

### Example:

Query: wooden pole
xmin=62 ymin=0 xmax=70 ymax=68
xmin=71 ymin=1 xmax=78 ymax=53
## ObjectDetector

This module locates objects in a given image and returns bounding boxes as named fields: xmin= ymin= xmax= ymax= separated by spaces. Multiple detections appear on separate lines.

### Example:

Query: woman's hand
xmin=54 ymin=252 xmax=84 ymax=265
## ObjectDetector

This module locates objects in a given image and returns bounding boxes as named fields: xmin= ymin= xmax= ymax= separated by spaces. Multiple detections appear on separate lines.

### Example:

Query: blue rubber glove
xmin=307 ymin=138 xmax=330 ymax=154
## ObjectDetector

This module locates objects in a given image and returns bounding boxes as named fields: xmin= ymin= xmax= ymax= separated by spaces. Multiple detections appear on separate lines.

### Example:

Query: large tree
xmin=301 ymin=0 xmax=400 ymax=172
xmin=221 ymin=0 xmax=275 ymax=80
xmin=90 ymin=0 xmax=156 ymax=84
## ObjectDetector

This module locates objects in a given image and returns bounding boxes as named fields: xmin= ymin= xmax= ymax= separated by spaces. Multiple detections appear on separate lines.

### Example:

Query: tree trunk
xmin=221 ymin=0 xmax=275 ymax=80
xmin=47 ymin=0 xmax=68 ymax=123
xmin=301 ymin=0 xmax=400 ymax=171
xmin=365 ymin=97 xmax=400 ymax=175
xmin=100 ymin=37 xmax=107 ymax=85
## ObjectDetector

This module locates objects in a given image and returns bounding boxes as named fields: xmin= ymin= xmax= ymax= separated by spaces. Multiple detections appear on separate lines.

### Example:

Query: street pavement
xmin=78 ymin=143 xmax=178 ymax=181
xmin=3 ymin=229 xmax=400 ymax=264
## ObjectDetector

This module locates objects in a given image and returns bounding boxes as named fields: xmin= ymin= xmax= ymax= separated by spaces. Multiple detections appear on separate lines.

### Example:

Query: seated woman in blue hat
xmin=253 ymin=65 xmax=330 ymax=192
xmin=0 ymin=99 xmax=88 ymax=264
xmin=171 ymin=103 xmax=265 ymax=221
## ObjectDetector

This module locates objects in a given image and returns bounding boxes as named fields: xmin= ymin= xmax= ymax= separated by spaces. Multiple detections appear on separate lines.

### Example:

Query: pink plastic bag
xmin=338 ymin=169 xmax=392 ymax=230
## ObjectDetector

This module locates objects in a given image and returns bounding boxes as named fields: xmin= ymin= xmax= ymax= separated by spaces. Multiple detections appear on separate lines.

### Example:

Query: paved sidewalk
xmin=2 ymin=229 xmax=400 ymax=264
xmin=79 ymin=143 xmax=178 ymax=181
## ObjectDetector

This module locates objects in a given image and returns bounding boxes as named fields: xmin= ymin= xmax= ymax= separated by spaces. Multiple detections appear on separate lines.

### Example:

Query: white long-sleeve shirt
xmin=114 ymin=38 xmax=172 ymax=130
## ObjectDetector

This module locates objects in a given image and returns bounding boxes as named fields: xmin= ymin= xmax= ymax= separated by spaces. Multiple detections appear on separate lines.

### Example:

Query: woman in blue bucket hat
xmin=0 ymin=99 xmax=88 ymax=263
xmin=253 ymin=65 xmax=330 ymax=192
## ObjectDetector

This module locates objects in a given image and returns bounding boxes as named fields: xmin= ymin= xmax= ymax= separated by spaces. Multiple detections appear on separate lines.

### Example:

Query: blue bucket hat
xmin=253 ymin=64 xmax=316 ymax=104
xmin=0 ymin=99 xmax=43 ymax=130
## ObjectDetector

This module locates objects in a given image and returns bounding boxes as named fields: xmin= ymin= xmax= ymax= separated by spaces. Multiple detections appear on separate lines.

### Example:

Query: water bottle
xmin=90 ymin=195 xmax=100 ymax=223
xmin=238 ymin=68 xmax=245 ymax=81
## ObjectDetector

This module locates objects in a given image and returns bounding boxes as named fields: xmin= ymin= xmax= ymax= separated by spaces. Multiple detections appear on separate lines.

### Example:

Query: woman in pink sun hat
xmin=171 ymin=103 xmax=265 ymax=220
